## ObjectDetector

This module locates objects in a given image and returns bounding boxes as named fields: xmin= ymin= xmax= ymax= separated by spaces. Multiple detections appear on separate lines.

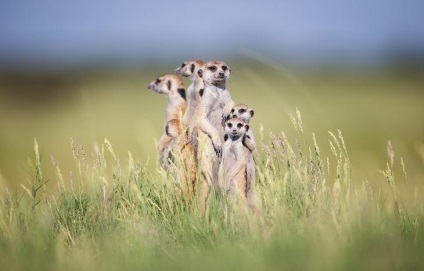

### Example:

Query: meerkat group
xmin=147 ymin=60 xmax=258 ymax=212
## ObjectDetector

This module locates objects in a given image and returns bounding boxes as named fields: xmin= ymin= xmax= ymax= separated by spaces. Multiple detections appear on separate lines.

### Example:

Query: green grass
xmin=0 ymin=111 xmax=423 ymax=271
xmin=0 ymin=65 xmax=423 ymax=191
xmin=0 ymin=63 xmax=424 ymax=270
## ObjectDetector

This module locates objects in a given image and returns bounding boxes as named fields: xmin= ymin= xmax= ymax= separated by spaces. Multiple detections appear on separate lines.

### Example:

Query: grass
xmin=0 ymin=62 xmax=423 ymax=270
xmin=0 ymin=108 xmax=423 ymax=271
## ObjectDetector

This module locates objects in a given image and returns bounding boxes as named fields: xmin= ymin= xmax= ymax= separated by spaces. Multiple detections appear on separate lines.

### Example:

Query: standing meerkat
xmin=165 ymin=119 xmax=197 ymax=204
xmin=175 ymin=59 xmax=205 ymax=127
xmin=194 ymin=60 xmax=235 ymax=212
xmin=175 ymin=59 xmax=205 ymax=152
xmin=147 ymin=74 xmax=187 ymax=169
xmin=220 ymin=117 xmax=258 ymax=211
xmin=196 ymin=61 xmax=235 ymax=154
xmin=227 ymin=104 xmax=256 ymax=153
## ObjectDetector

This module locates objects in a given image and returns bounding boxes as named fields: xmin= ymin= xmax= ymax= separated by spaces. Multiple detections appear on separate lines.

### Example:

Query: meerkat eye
xmin=230 ymin=109 xmax=235 ymax=113
xmin=227 ymin=123 xmax=233 ymax=128
xmin=237 ymin=123 xmax=243 ymax=129
xmin=222 ymin=65 xmax=228 ymax=71
xmin=239 ymin=109 xmax=245 ymax=114
xmin=209 ymin=66 xmax=217 ymax=72
xmin=181 ymin=62 xmax=186 ymax=68
xmin=155 ymin=78 xmax=161 ymax=84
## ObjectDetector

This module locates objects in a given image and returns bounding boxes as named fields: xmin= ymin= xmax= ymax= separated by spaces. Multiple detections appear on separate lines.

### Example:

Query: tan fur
xmin=165 ymin=119 xmax=197 ymax=204
xmin=147 ymin=74 xmax=187 ymax=170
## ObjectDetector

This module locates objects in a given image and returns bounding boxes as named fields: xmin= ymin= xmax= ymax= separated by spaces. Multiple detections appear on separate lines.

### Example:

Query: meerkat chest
xmin=223 ymin=139 xmax=244 ymax=163
xmin=187 ymin=85 xmax=197 ymax=102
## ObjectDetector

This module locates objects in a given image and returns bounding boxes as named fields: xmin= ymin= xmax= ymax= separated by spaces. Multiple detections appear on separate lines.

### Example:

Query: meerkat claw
xmin=213 ymin=143 xmax=222 ymax=158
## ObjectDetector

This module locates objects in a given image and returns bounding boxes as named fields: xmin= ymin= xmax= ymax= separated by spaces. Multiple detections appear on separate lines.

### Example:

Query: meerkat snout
xmin=175 ymin=62 xmax=186 ymax=74
xmin=147 ymin=81 xmax=157 ymax=90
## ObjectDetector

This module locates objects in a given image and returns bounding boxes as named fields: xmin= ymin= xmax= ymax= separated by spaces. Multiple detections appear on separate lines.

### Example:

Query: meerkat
xmin=220 ymin=117 xmax=258 ymax=211
xmin=226 ymin=104 xmax=256 ymax=153
xmin=147 ymin=74 xmax=187 ymax=169
xmin=175 ymin=59 xmax=205 ymax=154
xmin=175 ymin=59 xmax=205 ymax=127
xmin=165 ymin=119 xmax=197 ymax=203
xmin=193 ymin=60 xmax=235 ymax=212
xmin=196 ymin=61 xmax=235 ymax=154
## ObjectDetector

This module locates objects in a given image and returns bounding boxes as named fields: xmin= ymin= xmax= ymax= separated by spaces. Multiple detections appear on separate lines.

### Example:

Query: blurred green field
xmin=1 ymin=62 xmax=424 ymax=271
xmin=0 ymin=62 xmax=423 ymax=191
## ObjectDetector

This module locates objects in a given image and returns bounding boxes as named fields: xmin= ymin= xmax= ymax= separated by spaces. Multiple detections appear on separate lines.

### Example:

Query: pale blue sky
xmin=0 ymin=0 xmax=423 ymax=68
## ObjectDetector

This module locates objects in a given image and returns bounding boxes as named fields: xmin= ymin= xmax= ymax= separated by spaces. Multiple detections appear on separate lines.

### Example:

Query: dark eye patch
xmin=231 ymin=109 xmax=234 ymax=113
xmin=181 ymin=62 xmax=186 ymax=68
xmin=239 ymin=109 xmax=245 ymax=114
xmin=227 ymin=123 xmax=233 ymax=128
xmin=177 ymin=88 xmax=186 ymax=100
xmin=237 ymin=123 xmax=243 ymax=129
xmin=222 ymin=65 xmax=228 ymax=71
xmin=190 ymin=63 xmax=195 ymax=73
xmin=209 ymin=66 xmax=217 ymax=72
xmin=155 ymin=78 xmax=161 ymax=84
xmin=167 ymin=80 xmax=171 ymax=90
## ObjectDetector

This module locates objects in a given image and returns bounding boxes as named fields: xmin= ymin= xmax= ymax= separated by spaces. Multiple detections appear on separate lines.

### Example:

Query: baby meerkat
xmin=220 ymin=117 xmax=258 ymax=211
xmin=147 ymin=74 xmax=187 ymax=169
xmin=194 ymin=60 xmax=235 ymax=212
xmin=227 ymin=104 xmax=256 ymax=153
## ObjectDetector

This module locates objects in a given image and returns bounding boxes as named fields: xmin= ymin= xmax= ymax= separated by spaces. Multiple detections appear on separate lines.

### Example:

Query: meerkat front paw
xmin=212 ymin=138 xmax=222 ymax=159
xmin=221 ymin=112 xmax=231 ymax=127
xmin=222 ymin=103 xmax=235 ymax=126
xmin=212 ymin=140 xmax=222 ymax=158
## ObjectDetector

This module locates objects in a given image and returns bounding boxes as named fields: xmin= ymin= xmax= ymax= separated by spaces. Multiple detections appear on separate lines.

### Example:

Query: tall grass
xmin=0 ymin=111 xmax=423 ymax=271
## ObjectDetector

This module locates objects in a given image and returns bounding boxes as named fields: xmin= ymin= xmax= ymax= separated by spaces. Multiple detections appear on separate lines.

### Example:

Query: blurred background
xmin=0 ymin=0 xmax=423 ymax=190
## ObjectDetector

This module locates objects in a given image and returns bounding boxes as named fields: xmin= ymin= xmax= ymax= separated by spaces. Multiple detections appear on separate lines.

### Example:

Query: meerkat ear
xmin=197 ymin=69 xmax=203 ymax=78
xmin=167 ymin=80 xmax=172 ymax=90
xmin=245 ymin=125 xmax=250 ymax=132
xmin=250 ymin=110 xmax=254 ymax=117
xmin=190 ymin=64 xmax=195 ymax=73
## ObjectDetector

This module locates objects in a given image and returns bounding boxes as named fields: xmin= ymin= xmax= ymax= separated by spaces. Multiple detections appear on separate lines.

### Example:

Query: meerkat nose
xmin=219 ymin=72 xmax=224 ymax=77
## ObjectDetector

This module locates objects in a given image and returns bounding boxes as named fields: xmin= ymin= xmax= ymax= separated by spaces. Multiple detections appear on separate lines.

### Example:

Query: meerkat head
xmin=175 ymin=59 xmax=205 ymax=79
xmin=197 ymin=61 xmax=231 ymax=86
xmin=147 ymin=74 xmax=186 ymax=100
xmin=230 ymin=104 xmax=254 ymax=123
xmin=224 ymin=117 xmax=249 ymax=140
